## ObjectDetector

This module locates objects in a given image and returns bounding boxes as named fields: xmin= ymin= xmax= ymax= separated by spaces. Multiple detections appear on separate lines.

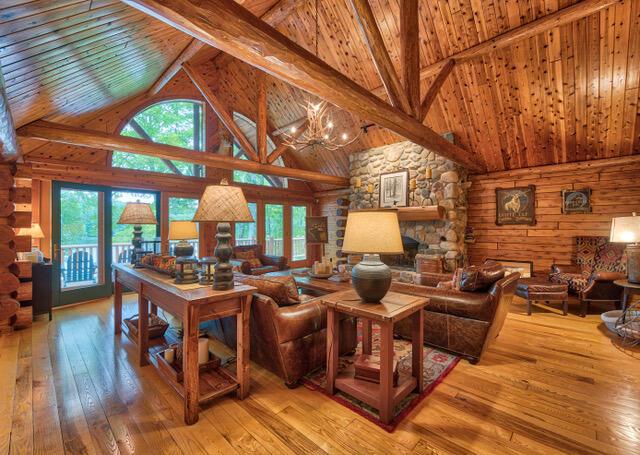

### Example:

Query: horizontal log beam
xmin=17 ymin=121 xmax=349 ymax=186
xmin=121 ymin=0 xmax=484 ymax=172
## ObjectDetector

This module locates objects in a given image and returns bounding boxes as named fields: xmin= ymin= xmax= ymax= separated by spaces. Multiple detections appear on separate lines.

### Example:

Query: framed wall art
xmin=306 ymin=216 xmax=328 ymax=244
xmin=561 ymin=188 xmax=592 ymax=214
xmin=486 ymin=258 xmax=534 ymax=278
xmin=379 ymin=170 xmax=409 ymax=208
xmin=495 ymin=185 xmax=536 ymax=226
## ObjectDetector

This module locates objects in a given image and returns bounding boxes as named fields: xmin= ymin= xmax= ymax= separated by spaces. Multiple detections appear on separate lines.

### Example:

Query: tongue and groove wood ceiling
xmin=3 ymin=0 xmax=640 ymax=179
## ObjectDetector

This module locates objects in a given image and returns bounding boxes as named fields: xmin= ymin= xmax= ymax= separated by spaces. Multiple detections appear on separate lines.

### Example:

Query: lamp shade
xmin=342 ymin=209 xmax=403 ymax=255
xmin=16 ymin=223 xmax=45 ymax=239
xmin=610 ymin=213 xmax=640 ymax=244
xmin=117 ymin=202 xmax=157 ymax=225
xmin=192 ymin=181 xmax=254 ymax=223
xmin=168 ymin=220 xmax=198 ymax=240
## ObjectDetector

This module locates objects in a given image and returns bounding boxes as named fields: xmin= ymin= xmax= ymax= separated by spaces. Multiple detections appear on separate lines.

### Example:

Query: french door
xmin=52 ymin=182 xmax=113 ymax=306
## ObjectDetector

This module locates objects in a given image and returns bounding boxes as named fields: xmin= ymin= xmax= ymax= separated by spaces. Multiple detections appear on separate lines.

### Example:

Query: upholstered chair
xmin=230 ymin=244 xmax=288 ymax=275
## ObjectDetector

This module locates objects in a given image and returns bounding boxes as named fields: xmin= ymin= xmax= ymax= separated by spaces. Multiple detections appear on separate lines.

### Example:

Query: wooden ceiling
xmin=4 ymin=0 xmax=640 ymax=181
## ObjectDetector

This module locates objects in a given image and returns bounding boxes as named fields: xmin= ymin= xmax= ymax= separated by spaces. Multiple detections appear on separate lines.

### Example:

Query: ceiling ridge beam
xmin=400 ymin=0 xmax=420 ymax=117
xmin=182 ymin=61 xmax=260 ymax=162
xmin=419 ymin=59 xmax=455 ymax=123
xmin=121 ymin=0 xmax=484 ymax=172
xmin=348 ymin=0 xmax=412 ymax=115
xmin=17 ymin=120 xmax=349 ymax=186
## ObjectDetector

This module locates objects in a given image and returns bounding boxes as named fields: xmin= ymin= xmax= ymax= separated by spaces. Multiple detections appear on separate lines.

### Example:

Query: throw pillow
xmin=248 ymin=258 xmax=262 ymax=269
xmin=235 ymin=250 xmax=256 ymax=260
xmin=243 ymin=276 xmax=295 ymax=306
xmin=268 ymin=275 xmax=300 ymax=304
xmin=458 ymin=262 xmax=505 ymax=292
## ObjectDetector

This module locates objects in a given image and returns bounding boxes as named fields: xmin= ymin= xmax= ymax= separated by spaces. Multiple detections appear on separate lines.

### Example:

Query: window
xmin=235 ymin=202 xmax=257 ymax=246
xmin=231 ymin=112 xmax=287 ymax=188
xmin=113 ymin=100 xmax=204 ymax=176
xmin=291 ymin=206 xmax=307 ymax=261
xmin=264 ymin=204 xmax=284 ymax=256
xmin=112 ymin=191 xmax=159 ymax=263
xmin=169 ymin=197 xmax=199 ymax=256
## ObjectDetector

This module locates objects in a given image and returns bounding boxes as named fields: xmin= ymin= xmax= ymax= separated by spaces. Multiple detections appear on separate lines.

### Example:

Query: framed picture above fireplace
xmin=379 ymin=170 xmax=409 ymax=208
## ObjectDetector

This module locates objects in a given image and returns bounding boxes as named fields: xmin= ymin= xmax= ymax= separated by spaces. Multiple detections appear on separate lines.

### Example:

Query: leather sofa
xmin=230 ymin=244 xmax=288 ymax=275
xmin=390 ymin=271 xmax=520 ymax=364
xmin=549 ymin=236 xmax=626 ymax=316
xmin=210 ymin=277 xmax=357 ymax=387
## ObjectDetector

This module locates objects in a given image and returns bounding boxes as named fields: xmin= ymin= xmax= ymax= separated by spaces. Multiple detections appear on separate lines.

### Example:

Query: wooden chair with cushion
xmin=230 ymin=244 xmax=288 ymax=275
xmin=549 ymin=236 xmax=626 ymax=316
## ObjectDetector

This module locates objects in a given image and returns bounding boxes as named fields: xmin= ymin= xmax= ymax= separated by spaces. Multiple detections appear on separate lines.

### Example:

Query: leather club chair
xmin=210 ymin=276 xmax=357 ymax=387
xmin=230 ymin=244 xmax=288 ymax=275
xmin=391 ymin=270 xmax=520 ymax=364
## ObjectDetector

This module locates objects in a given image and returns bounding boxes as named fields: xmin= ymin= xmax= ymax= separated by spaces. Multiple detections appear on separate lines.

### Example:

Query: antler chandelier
xmin=281 ymin=101 xmax=361 ymax=152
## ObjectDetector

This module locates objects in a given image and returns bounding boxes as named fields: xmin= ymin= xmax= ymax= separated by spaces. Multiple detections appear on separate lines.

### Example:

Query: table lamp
xmin=117 ymin=201 xmax=157 ymax=267
xmin=169 ymin=220 xmax=199 ymax=284
xmin=16 ymin=223 xmax=45 ymax=263
xmin=610 ymin=213 xmax=640 ymax=283
xmin=342 ymin=209 xmax=403 ymax=302
xmin=192 ymin=179 xmax=253 ymax=290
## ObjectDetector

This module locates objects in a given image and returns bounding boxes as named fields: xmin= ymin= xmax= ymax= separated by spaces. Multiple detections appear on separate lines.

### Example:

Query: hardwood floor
xmin=0 ymin=295 xmax=639 ymax=455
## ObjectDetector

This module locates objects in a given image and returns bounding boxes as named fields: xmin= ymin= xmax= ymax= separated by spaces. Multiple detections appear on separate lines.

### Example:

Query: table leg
xmin=325 ymin=307 xmax=340 ymax=395
xmin=379 ymin=321 xmax=394 ymax=424
xmin=137 ymin=287 xmax=149 ymax=367
xmin=236 ymin=295 xmax=252 ymax=399
xmin=183 ymin=304 xmax=200 ymax=425
xmin=362 ymin=318 xmax=372 ymax=355
xmin=114 ymin=277 xmax=122 ymax=335
xmin=622 ymin=288 xmax=631 ymax=313
xmin=411 ymin=310 xmax=424 ymax=393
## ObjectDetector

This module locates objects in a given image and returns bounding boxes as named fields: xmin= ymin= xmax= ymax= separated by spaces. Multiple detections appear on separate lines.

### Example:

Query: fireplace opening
xmin=381 ymin=235 xmax=420 ymax=269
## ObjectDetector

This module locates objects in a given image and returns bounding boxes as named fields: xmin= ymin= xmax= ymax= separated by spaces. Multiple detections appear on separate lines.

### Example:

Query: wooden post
xmin=137 ymin=284 xmax=149 ymax=367
xmin=256 ymin=71 xmax=268 ymax=164
xmin=400 ymin=0 xmax=420 ymax=117
xmin=379 ymin=321 xmax=394 ymax=423
xmin=411 ymin=309 xmax=424 ymax=392
xmin=236 ymin=294 xmax=252 ymax=399
xmin=183 ymin=303 xmax=200 ymax=424
xmin=325 ymin=307 xmax=339 ymax=395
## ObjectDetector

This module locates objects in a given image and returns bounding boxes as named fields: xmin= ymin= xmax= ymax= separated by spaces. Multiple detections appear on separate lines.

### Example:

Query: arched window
xmin=112 ymin=100 xmax=204 ymax=177
xmin=232 ymin=112 xmax=288 ymax=188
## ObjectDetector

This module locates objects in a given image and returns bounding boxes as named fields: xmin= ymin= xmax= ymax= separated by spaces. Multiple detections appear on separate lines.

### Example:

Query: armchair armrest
xmin=273 ymin=300 xmax=326 ymax=344
xmin=229 ymin=259 xmax=251 ymax=275
xmin=414 ymin=272 xmax=454 ymax=287
xmin=591 ymin=271 xmax=626 ymax=282
xmin=551 ymin=264 xmax=582 ymax=274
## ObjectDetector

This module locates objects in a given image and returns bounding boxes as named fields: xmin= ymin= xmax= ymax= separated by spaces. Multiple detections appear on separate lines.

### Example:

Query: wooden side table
xmin=322 ymin=289 xmax=428 ymax=424
xmin=615 ymin=279 xmax=640 ymax=313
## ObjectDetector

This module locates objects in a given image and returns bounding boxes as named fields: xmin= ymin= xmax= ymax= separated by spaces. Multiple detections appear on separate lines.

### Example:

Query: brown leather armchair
xmin=390 ymin=272 xmax=520 ymax=364
xmin=230 ymin=244 xmax=288 ymax=275
xmin=210 ymin=291 xmax=357 ymax=388
xmin=550 ymin=264 xmax=625 ymax=317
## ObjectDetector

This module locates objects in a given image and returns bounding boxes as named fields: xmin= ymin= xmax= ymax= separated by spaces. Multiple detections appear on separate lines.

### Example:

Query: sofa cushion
xmin=248 ymin=258 xmax=262 ymax=268
xmin=550 ymin=271 xmax=589 ymax=293
xmin=458 ymin=262 xmax=505 ymax=292
xmin=268 ymin=275 xmax=300 ymax=304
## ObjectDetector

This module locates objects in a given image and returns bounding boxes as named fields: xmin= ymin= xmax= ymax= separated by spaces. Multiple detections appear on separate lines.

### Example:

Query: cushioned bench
xmin=516 ymin=277 xmax=569 ymax=316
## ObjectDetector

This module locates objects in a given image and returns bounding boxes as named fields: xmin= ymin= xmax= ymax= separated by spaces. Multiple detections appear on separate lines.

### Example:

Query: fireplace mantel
xmin=385 ymin=206 xmax=446 ymax=221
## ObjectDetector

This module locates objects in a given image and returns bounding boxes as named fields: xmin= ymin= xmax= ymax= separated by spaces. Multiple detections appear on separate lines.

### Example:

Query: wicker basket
xmin=124 ymin=313 xmax=169 ymax=339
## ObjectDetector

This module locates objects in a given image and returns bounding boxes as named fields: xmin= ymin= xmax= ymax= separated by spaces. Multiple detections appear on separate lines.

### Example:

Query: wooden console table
xmin=113 ymin=264 xmax=255 ymax=425
xmin=322 ymin=289 xmax=428 ymax=424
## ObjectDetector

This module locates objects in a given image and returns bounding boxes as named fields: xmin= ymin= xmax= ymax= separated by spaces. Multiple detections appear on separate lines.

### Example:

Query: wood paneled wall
xmin=467 ymin=156 xmax=640 ymax=273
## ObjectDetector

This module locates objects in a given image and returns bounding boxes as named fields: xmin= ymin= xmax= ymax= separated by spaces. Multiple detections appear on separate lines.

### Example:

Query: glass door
xmin=112 ymin=190 xmax=160 ymax=264
xmin=264 ymin=204 xmax=284 ymax=256
xmin=52 ymin=182 xmax=112 ymax=306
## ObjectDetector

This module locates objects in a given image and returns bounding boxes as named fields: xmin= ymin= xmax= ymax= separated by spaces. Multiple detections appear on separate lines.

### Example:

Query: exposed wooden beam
xmin=17 ymin=121 xmax=349 ymax=186
xmin=0 ymin=69 xmax=20 ymax=162
xmin=419 ymin=59 xmax=455 ymax=122
xmin=267 ymin=120 xmax=308 ymax=164
xmin=256 ymin=71 xmax=268 ymax=163
xmin=348 ymin=0 xmax=411 ymax=115
xmin=182 ymin=61 xmax=260 ymax=162
xmin=400 ymin=0 xmax=420 ymax=117
xmin=416 ymin=0 xmax=620 ymax=82
xmin=148 ymin=38 xmax=204 ymax=95
xmin=121 ymin=0 xmax=484 ymax=172
xmin=128 ymin=119 xmax=182 ymax=174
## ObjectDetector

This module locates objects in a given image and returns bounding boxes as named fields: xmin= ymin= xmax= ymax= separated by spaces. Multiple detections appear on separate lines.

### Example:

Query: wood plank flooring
xmin=0 ymin=295 xmax=639 ymax=454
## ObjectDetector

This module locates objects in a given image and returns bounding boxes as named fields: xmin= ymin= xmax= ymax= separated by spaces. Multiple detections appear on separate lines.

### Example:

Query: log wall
xmin=467 ymin=156 xmax=640 ymax=273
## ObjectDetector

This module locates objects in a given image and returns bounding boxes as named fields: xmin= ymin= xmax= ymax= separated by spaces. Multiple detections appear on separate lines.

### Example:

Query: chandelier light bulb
xmin=342 ymin=133 xmax=348 ymax=140
xmin=314 ymin=103 xmax=321 ymax=111
xmin=327 ymin=121 xmax=334 ymax=128
xmin=290 ymin=126 xmax=297 ymax=133
xmin=323 ymin=134 xmax=329 ymax=139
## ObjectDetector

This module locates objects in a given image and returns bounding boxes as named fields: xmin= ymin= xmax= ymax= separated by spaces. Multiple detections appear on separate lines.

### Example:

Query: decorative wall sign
xmin=495 ymin=185 xmax=536 ymax=226
xmin=379 ymin=170 xmax=409 ymax=208
xmin=306 ymin=216 xmax=328 ymax=244
xmin=561 ymin=188 xmax=592 ymax=214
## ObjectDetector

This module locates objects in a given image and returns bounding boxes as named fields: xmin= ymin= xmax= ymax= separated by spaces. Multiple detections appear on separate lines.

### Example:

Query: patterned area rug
xmin=302 ymin=324 xmax=459 ymax=432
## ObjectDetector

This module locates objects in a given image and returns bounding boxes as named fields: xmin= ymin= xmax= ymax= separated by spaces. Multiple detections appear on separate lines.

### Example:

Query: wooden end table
xmin=321 ymin=289 xmax=428 ymax=424
xmin=615 ymin=279 xmax=640 ymax=313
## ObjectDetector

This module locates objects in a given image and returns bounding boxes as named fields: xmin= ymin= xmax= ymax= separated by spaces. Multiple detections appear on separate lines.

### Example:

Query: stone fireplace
xmin=348 ymin=140 xmax=469 ymax=272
